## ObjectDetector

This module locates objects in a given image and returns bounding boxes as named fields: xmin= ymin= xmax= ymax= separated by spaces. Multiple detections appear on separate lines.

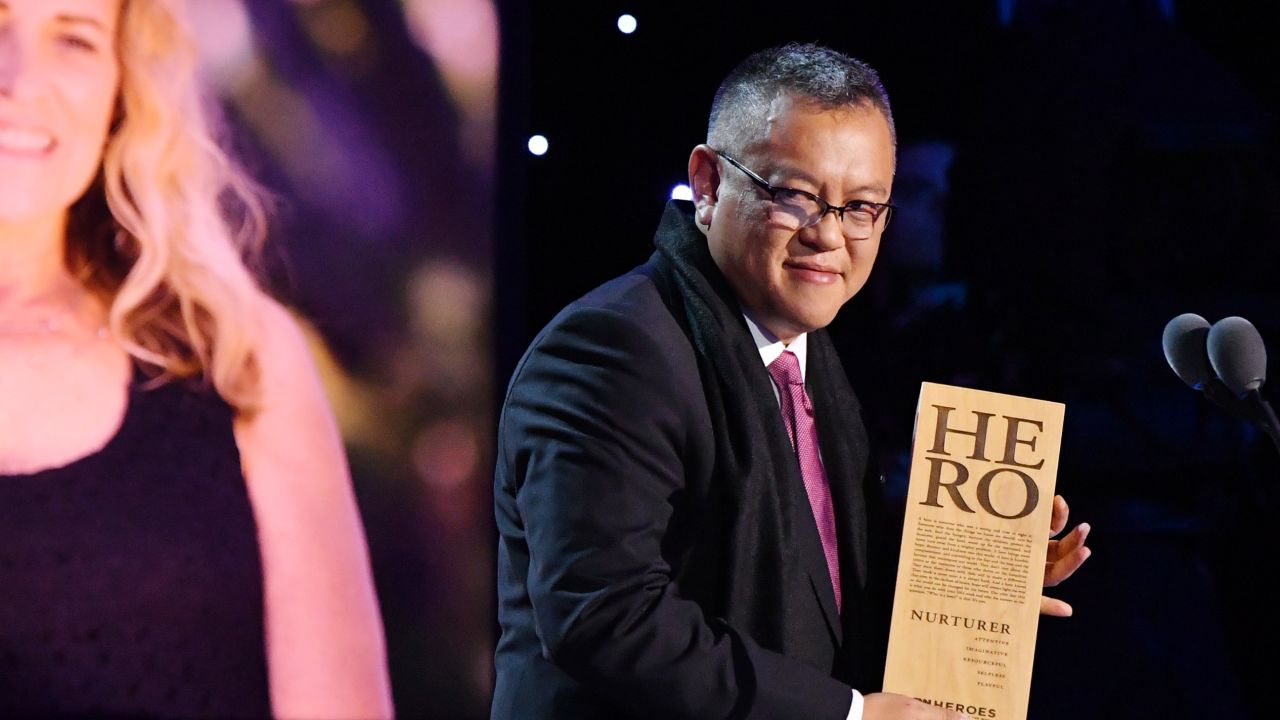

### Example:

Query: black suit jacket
xmin=493 ymin=206 xmax=887 ymax=720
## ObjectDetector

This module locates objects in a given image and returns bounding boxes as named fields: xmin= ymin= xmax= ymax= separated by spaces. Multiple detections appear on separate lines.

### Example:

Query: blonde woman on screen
xmin=0 ymin=0 xmax=392 ymax=716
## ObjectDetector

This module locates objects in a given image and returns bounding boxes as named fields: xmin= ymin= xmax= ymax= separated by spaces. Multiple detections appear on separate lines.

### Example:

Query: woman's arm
xmin=234 ymin=297 xmax=393 ymax=719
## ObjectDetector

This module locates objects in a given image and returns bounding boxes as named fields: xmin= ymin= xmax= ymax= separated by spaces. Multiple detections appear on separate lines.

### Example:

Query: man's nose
xmin=802 ymin=209 xmax=847 ymax=251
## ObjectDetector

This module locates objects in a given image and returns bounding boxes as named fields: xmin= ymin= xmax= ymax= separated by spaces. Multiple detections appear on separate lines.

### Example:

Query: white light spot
xmin=527 ymin=135 xmax=549 ymax=156
xmin=670 ymin=184 xmax=693 ymax=201
xmin=617 ymin=14 xmax=637 ymax=34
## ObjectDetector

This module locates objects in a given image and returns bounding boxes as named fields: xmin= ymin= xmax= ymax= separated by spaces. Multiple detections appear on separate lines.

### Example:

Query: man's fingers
xmin=1049 ymin=494 xmax=1068 ymax=537
xmin=1040 ymin=594 xmax=1073 ymax=617
xmin=1047 ymin=522 xmax=1090 ymax=562
xmin=864 ymin=692 xmax=971 ymax=719
xmin=1045 ymin=523 xmax=1091 ymax=586
xmin=1045 ymin=543 xmax=1091 ymax=587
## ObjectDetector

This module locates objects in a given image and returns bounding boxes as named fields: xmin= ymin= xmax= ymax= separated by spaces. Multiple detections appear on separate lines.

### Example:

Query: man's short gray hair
xmin=708 ymin=43 xmax=896 ymax=152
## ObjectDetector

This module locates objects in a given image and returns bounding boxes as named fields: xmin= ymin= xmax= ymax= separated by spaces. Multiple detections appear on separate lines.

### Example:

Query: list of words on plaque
xmin=883 ymin=383 xmax=1065 ymax=720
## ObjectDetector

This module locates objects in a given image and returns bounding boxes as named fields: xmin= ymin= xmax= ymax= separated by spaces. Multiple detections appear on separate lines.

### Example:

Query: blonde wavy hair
xmin=67 ymin=0 xmax=268 ymax=412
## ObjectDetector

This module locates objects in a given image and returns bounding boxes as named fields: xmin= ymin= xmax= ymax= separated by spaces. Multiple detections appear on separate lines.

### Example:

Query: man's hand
xmin=863 ymin=693 xmax=971 ymax=719
xmin=1041 ymin=494 xmax=1091 ymax=616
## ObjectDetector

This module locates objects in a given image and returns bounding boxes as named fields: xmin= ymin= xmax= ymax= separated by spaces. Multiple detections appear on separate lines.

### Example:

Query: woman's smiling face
xmin=0 ymin=0 xmax=121 ymax=226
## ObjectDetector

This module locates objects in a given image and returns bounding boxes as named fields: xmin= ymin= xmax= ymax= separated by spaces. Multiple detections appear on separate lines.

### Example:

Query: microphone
xmin=1162 ymin=313 xmax=1265 ymax=424
xmin=1163 ymin=313 xmax=1280 ymax=453
xmin=1207 ymin=316 xmax=1267 ymax=396
xmin=1162 ymin=313 xmax=1213 ymax=389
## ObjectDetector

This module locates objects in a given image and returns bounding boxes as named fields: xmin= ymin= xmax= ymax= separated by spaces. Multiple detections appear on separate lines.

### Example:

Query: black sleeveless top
xmin=0 ymin=371 xmax=272 ymax=718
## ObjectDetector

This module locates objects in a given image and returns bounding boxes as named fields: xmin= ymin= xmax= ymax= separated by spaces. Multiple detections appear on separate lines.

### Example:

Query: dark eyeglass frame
xmin=714 ymin=149 xmax=895 ymax=234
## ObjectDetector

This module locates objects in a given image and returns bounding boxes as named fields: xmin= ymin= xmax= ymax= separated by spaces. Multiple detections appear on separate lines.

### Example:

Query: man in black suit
xmin=493 ymin=44 xmax=1090 ymax=720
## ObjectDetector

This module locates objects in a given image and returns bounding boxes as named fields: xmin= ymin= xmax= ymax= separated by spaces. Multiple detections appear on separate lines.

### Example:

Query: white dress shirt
xmin=742 ymin=314 xmax=864 ymax=720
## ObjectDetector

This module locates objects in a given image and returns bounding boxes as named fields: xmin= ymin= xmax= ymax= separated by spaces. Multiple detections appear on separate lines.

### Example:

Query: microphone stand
xmin=1247 ymin=388 xmax=1280 ymax=456
xmin=1202 ymin=379 xmax=1266 ymax=425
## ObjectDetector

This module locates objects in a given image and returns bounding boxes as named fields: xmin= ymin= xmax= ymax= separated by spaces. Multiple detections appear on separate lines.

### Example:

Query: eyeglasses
xmin=715 ymin=149 xmax=895 ymax=238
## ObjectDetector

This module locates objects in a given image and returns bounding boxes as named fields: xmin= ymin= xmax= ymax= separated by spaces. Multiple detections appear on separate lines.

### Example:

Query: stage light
xmin=670 ymin=184 xmax=693 ymax=201
xmin=528 ymin=135 xmax=550 ymax=156
xmin=617 ymin=14 xmax=637 ymax=34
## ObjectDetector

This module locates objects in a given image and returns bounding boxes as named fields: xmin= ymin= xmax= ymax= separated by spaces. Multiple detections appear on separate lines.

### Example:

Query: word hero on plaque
xmin=882 ymin=382 xmax=1065 ymax=720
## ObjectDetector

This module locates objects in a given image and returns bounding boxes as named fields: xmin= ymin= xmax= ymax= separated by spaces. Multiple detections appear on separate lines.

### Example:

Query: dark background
xmin=210 ymin=1 xmax=1280 ymax=717
xmin=496 ymin=1 xmax=1280 ymax=717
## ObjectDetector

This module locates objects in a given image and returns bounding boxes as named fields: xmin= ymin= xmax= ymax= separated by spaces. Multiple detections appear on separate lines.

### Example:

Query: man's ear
xmin=688 ymin=144 xmax=721 ymax=229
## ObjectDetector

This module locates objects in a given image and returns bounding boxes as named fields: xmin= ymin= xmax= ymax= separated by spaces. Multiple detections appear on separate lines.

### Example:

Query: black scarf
xmin=645 ymin=200 xmax=880 ymax=683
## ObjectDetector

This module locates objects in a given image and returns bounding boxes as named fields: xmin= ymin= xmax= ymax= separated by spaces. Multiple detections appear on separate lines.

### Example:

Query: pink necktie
xmin=768 ymin=350 xmax=841 ymax=613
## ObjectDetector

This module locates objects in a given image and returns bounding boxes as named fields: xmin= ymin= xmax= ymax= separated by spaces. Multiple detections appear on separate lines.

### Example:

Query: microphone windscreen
xmin=1207 ymin=316 xmax=1268 ymax=396
xmin=1162 ymin=313 xmax=1213 ymax=389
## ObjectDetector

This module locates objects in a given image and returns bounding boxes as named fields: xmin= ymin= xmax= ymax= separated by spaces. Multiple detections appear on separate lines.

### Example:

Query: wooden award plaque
xmin=882 ymin=382 xmax=1065 ymax=720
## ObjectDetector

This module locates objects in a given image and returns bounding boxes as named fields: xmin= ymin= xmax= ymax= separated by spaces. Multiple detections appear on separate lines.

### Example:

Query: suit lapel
xmin=802 ymin=539 xmax=844 ymax=645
